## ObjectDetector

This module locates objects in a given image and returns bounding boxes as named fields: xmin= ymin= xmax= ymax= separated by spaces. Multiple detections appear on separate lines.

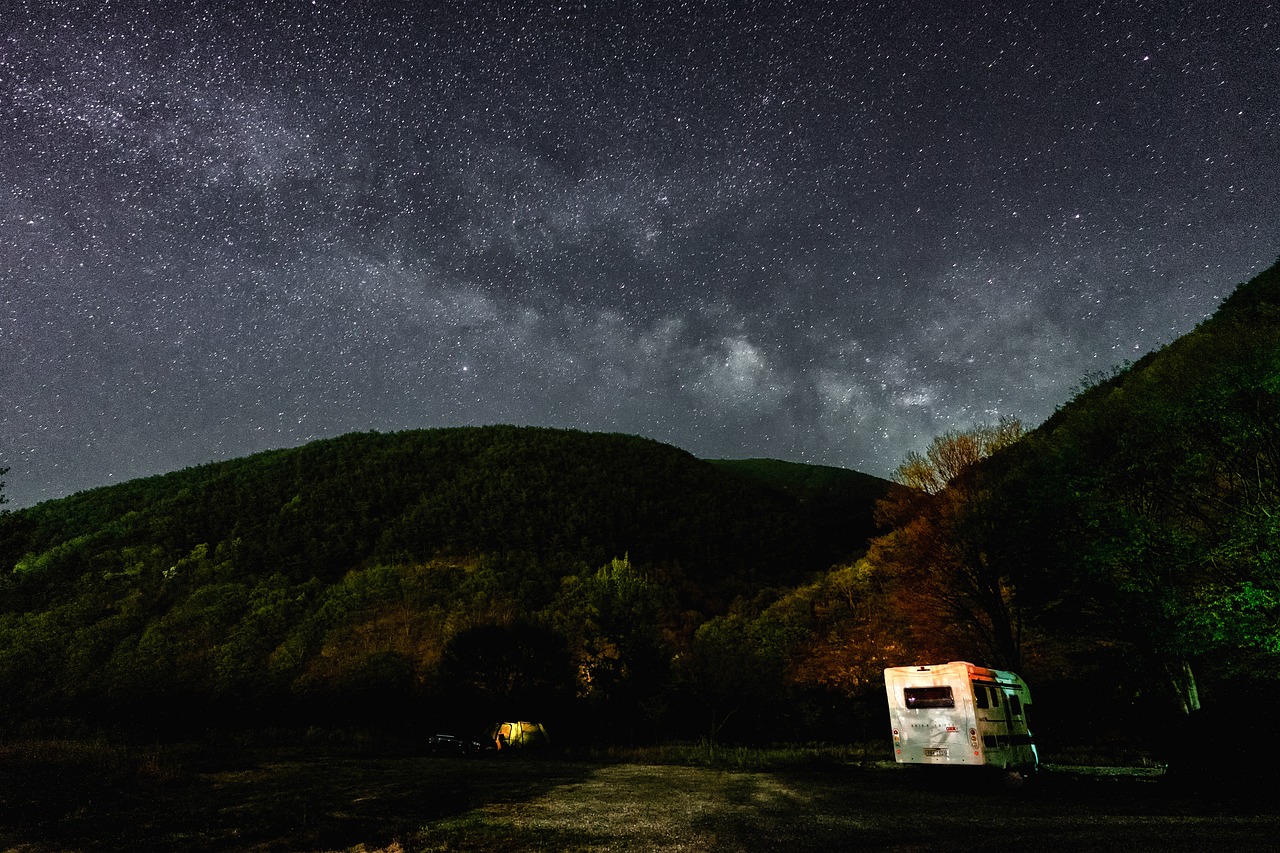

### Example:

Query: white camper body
xmin=884 ymin=661 xmax=1038 ymax=772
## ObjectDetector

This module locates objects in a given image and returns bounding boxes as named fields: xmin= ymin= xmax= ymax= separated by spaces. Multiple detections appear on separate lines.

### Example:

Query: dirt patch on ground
xmin=422 ymin=762 xmax=1277 ymax=852
xmin=2 ymin=746 xmax=1276 ymax=852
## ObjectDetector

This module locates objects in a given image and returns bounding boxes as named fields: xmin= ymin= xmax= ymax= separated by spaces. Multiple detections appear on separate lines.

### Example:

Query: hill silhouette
xmin=976 ymin=256 xmax=1280 ymax=736
xmin=2 ymin=258 xmax=1276 ymax=747
xmin=0 ymin=426 xmax=889 ymax=733
xmin=5 ymin=427 xmax=885 ymax=591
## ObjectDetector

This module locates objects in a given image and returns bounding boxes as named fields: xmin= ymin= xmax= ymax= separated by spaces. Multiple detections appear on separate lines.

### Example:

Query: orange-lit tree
xmin=869 ymin=420 xmax=1026 ymax=670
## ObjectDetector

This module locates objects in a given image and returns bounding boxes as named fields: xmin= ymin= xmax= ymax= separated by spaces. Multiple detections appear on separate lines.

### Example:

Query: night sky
xmin=2 ymin=1 xmax=1277 ymax=509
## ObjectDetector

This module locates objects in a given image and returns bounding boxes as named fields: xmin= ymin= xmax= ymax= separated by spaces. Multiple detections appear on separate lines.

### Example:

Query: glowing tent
xmin=489 ymin=720 xmax=551 ymax=750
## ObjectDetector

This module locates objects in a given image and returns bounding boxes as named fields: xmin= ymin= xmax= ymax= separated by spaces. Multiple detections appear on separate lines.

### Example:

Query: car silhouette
xmin=427 ymin=733 xmax=489 ymax=755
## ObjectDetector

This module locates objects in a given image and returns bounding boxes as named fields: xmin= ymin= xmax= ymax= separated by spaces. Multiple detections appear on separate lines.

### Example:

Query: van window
xmin=1009 ymin=695 xmax=1022 ymax=717
xmin=904 ymin=686 xmax=955 ymax=709
xmin=972 ymin=683 xmax=989 ymax=708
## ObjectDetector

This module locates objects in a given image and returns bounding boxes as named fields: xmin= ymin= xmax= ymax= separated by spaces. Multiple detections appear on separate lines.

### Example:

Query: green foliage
xmin=1212 ymin=253 xmax=1280 ymax=318
xmin=982 ymin=258 xmax=1280 ymax=714
xmin=710 ymin=458 xmax=891 ymax=549
xmin=755 ymin=558 xmax=909 ymax=704
xmin=4 ymin=258 xmax=1276 ymax=742
xmin=0 ymin=427 xmax=888 ymax=735
xmin=437 ymin=622 xmax=577 ymax=725
xmin=673 ymin=613 xmax=793 ymax=743
xmin=1183 ymin=581 xmax=1280 ymax=657
xmin=545 ymin=556 xmax=675 ymax=741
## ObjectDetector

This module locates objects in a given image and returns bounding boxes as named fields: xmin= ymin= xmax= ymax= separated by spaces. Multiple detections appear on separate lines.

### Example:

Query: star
xmin=1 ymin=1 xmax=1276 ymax=508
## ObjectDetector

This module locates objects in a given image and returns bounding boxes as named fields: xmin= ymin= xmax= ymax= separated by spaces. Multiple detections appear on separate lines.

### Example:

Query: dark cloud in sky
xmin=2 ymin=0 xmax=1277 ymax=508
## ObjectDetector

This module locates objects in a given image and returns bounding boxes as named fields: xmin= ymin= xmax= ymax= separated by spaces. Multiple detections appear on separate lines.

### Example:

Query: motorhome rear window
xmin=904 ymin=686 xmax=955 ymax=709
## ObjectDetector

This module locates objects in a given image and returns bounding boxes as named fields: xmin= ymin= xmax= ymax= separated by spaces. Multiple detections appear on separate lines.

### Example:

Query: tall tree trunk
xmin=1165 ymin=658 xmax=1201 ymax=715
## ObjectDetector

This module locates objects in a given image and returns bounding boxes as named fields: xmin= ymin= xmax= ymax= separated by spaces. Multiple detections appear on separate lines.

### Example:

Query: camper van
xmin=884 ymin=661 xmax=1038 ymax=775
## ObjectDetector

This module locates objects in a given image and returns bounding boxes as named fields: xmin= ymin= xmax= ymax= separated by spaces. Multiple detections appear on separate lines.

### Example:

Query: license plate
xmin=923 ymin=747 xmax=949 ymax=758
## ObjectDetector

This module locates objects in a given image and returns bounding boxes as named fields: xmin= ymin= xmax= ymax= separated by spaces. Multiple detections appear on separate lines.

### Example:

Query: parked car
xmin=427 ymin=733 xmax=489 ymax=756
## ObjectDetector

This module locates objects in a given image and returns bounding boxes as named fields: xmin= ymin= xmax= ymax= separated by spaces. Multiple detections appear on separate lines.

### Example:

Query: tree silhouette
xmin=437 ymin=622 xmax=576 ymax=729
xmin=871 ymin=420 xmax=1026 ymax=669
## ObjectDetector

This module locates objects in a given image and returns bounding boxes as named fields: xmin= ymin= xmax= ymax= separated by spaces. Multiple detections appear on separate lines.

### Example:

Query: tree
xmin=674 ymin=614 xmax=785 ymax=744
xmin=1009 ymin=317 xmax=1280 ymax=716
xmin=436 ymin=622 xmax=576 ymax=729
xmin=546 ymin=556 xmax=674 ymax=741
xmin=870 ymin=420 xmax=1026 ymax=669
xmin=894 ymin=420 xmax=1024 ymax=495
xmin=0 ymin=465 xmax=8 ymax=512
xmin=776 ymin=559 xmax=912 ymax=699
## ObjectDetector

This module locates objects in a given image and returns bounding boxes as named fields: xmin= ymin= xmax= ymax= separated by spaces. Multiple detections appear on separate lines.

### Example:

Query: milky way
xmin=2 ymin=0 xmax=1277 ymax=508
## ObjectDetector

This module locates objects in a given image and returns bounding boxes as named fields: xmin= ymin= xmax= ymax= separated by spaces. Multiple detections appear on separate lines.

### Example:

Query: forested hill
xmin=1 ymin=257 xmax=1276 ymax=743
xmin=2 ymin=427 xmax=886 ymax=592
xmin=1213 ymin=252 xmax=1280 ymax=318
xmin=971 ymin=256 xmax=1280 ymax=715
xmin=0 ymin=427 xmax=890 ymax=731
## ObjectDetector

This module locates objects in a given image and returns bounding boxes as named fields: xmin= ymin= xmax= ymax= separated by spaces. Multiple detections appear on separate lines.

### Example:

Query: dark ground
xmin=0 ymin=740 xmax=1275 ymax=852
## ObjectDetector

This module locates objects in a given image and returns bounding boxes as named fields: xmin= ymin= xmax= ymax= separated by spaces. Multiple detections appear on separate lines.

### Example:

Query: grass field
xmin=1 ymin=738 xmax=1275 ymax=852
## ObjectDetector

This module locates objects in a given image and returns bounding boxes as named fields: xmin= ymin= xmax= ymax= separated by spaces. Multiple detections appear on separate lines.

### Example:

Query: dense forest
xmin=0 ymin=428 xmax=890 ymax=741
xmin=1 ymin=258 xmax=1277 ymax=756
xmin=863 ymin=257 xmax=1280 ymax=747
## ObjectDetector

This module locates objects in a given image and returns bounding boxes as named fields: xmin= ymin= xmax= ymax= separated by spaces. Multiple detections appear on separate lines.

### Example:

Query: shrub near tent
xmin=490 ymin=721 xmax=551 ymax=751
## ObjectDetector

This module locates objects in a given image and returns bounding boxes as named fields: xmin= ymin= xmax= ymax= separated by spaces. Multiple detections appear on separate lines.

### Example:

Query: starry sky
xmin=2 ymin=0 xmax=1277 ymax=509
